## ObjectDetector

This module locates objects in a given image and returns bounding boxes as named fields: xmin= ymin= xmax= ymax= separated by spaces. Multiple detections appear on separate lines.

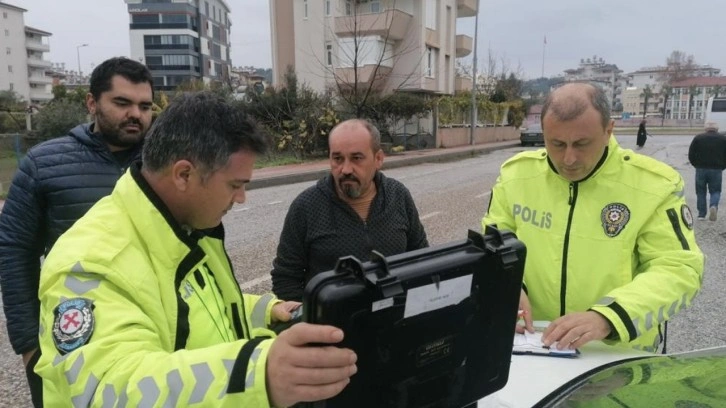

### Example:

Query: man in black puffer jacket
xmin=0 ymin=57 xmax=153 ymax=407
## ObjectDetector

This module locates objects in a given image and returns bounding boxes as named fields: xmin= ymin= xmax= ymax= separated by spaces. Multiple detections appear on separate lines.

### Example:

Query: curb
xmin=247 ymin=141 xmax=520 ymax=191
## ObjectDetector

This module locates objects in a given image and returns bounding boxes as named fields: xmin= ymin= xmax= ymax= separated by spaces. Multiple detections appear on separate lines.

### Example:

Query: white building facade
xmin=0 ymin=2 xmax=53 ymax=105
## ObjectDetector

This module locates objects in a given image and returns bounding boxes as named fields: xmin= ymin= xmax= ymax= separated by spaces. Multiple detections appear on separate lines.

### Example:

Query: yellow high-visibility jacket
xmin=37 ymin=165 xmax=279 ymax=406
xmin=483 ymin=136 xmax=704 ymax=351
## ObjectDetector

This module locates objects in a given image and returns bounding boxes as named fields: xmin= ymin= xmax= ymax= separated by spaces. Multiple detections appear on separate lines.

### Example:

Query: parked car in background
xmin=520 ymin=123 xmax=544 ymax=146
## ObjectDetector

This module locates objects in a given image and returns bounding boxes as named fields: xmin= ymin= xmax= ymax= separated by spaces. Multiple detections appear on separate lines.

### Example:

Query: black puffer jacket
xmin=0 ymin=124 xmax=141 ymax=354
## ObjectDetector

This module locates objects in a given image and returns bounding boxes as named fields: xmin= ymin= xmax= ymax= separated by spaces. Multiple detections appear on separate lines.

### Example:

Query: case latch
xmin=369 ymin=250 xmax=404 ymax=298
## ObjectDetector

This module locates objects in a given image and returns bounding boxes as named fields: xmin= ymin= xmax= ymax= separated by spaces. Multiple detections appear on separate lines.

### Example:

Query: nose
xmin=127 ymin=104 xmax=141 ymax=119
xmin=563 ymin=146 xmax=577 ymax=166
xmin=341 ymin=159 xmax=353 ymax=175
xmin=234 ymin=188 xmax=246 ymax=204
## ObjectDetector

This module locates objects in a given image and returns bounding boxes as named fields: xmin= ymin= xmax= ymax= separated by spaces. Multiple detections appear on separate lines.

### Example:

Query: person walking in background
xmin=688 ymin=121 xmax=726 ymax=221
xmin=271 ymin=119 xmax=429 ymax=301
xmin=0 ymin=57 xmax=153 ymax=407
xmin=636 ymin=119 xmax=648 ymax=149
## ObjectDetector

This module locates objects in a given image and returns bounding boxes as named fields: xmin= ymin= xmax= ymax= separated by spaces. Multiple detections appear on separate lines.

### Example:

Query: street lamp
xmin=76 ymin=43 xmax=89 ymax=79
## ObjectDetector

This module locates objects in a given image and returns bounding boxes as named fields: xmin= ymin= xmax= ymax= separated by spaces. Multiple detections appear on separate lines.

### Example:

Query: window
xmin=3 ymin=11 xmax=7 ymax=18
xmin=205 ymin=1 xmax=209 ymax=16
xmin=325 ymin=0 xmax=331 ymax=16
xmin=426 ymin=47 xmax=434 ymax=77
xmin=345 ymin=0 xmax=352 ymax=16
xmin=5 ymin=47 xmax=9 ymax=55
xmin=161 ymin=14 xmax=187 ymax=24
xmin=304 ymin=0 xmax=308 ymax=18
xmin=9 ymin=83 xmax=13 ymax=90
xmin=4 ymin=29 xmax=8 ymax=36
xmin=7 ymin=65 xmax=12 ymax=73
xmin=371 ymin=1 xmax=381 ymax=13
xmin=425 ymin=0 xmax=436 ymax=29
xmin=133 ymin=14 xmax=160 ymax=24
xmin=326 ymin=43 xmax=332 ymax=66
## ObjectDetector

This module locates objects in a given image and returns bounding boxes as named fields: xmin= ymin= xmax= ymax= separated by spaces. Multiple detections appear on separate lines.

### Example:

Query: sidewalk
xmin=248 ymin=139 xmax=519 ymax=190
xmin=0 ymin=140 xmax=520 ymax=211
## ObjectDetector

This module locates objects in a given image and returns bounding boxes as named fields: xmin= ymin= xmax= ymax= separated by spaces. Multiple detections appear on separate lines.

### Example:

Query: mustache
xmin=339 ymin=175 xmax=359 ymax=183
xmin=121 ymin=119 xmax=142 ymax=128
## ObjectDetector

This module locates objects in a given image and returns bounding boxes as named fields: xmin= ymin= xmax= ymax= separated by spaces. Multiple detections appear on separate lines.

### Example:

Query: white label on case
xmin=403 ymin=275 xmax=473 ymax=318
xmin=371 ymin=297 xmax=394 ymax=312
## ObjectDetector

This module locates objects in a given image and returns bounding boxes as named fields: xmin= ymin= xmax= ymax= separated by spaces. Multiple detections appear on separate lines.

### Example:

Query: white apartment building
xmin=563 ymin=56 xmax=623 ymax=111
xmin=125 ymin=0 xmax=232 ymax=91
xmin=0 ymin=2 xmax=53 ymax=105
xmin=269 ymin=0 xmax=476 ymax=95
xmin=625 ymin=65 xmax=721 ymax=93
xmin=664 ymin=77 xmax=726 ymax=121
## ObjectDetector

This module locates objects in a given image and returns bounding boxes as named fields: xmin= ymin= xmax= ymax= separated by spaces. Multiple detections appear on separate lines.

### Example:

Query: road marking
xmin=420 ymin=211 xmax=441 ymax=220
xmin=232 ymin=207 xmax=250 ymax=212
xmin=268 ymin=201 xmax=283 ymax=205
xmin=476 ymin=191 xmax=491 ymax=199
xmin=240 ymin=275 xmax=271 ymax=290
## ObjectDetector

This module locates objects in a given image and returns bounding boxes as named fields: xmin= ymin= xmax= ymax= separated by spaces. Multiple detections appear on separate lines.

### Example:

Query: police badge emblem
xmin=681 ymin=204 xmax=694 ymax=230
xmin=601 ymin=203 xmax=630 ymax=237
xmin=52 ymin=298 xmax=95 ymax=354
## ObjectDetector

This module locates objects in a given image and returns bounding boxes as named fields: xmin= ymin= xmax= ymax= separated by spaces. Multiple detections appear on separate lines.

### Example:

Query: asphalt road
xmin=0 ymin=133 xmax=724 ymax=405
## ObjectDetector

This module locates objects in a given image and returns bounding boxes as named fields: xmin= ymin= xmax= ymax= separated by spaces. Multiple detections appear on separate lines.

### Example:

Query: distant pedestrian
xmin=688 ymin=121 xmax=726 ymax=221
xmin=636 ymin=119 xmax=648 ymax=149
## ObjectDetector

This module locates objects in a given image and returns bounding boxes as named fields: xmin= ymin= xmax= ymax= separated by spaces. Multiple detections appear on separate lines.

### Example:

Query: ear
xmin=85 ymin=93 xmax=96 ymax=116
xmin=374 ymin=149 xmax=384 ymax=170
xmin=605 ymin=119 xmax=615 ymax=138
xmin=170 ymin=160 xmax=195 ymax=192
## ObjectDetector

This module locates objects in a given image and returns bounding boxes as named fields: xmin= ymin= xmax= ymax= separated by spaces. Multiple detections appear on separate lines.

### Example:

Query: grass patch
xmin=0 ymin=155 xmax=18 ymax=199
xmin=254 ymin=153 xmax=326 ymax=169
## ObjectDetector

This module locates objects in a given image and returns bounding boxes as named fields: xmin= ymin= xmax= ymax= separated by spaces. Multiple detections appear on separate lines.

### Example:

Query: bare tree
xmin=659 ymin=50 xmax=698 ymax=84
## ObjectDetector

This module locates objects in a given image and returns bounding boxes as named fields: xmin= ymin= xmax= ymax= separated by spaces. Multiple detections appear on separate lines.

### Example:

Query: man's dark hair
xmin=89 ymin=57 xmax=154 ymax=100
xmin=541 ymin=83 xmax=611 ymax=129
xmin=142 ymin=91 xmax=268 ymax=179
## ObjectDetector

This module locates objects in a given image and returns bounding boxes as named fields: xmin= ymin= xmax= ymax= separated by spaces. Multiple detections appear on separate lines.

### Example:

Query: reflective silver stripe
xmin=71 ymin=261 xmax=85 ymax=273
xmin=118 ymin=388 xmax=128 ymax=408
xmin=72 ymin=373 xmax=98 ymax=408
xmin=188 ymin=362 xmax=213 ymax=404
xmin=39 ymin=322 xmax=44 ymax=337
xmin=65 ymin=353 xmax=85 ymax=385
xmin=681 ymin=293 xmax=688 ymax=309
xmin=631 ymin=317 xmax=642 ymax=337
xmin=674 ymin=189 xmax=684 ymax=198
xmin=251 ymin=293 xmax=276 ymax=328
xmin=53 ymin=354 xmax=68 ymax=367
xmin=138 ymin=376 xmax=160 ymax=407
xmin=102 ymin=384 xmax=117 ymax=408
xmin=164 ymin=369 xmax=183 ymax=407
xmin=218 ymin=359 xmax=235 ymax=399
xmin=668 ymin=299 xmax=678 ymax=317
xmin=644 ymin=312 xmax=654 ymax=331
xmin=657 ymin=306 xmax=665 ymax=324
xmin=64 ymin=275 xmax=100 ymax=295
xmin=245 ymin=348 xmax=263 ymax=389
xmin=595 ymin=296 xmax=615 ymax=306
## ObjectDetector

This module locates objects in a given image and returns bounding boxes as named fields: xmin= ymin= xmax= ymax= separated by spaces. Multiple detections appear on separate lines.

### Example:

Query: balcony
xmin=455 ymin=34 xmax=472 ymax=57
xmin=27 ymin=58 xmax=52 ymax=69
xmin=334 ymin=64 xmax=392 ymax=89
xmin=26 ymin=40 xmax=50 ymax=53
xmin=334 ymin=9 xmax=413 ymax=41
xmin=28 ymin=74 xmax=53 ymax=85
xmin=29 ymin=89 xmax=52 ymax=102
xmin=457 ymin=0 xmax=477 ymax=17
xmin=455 ymin=75 xmax=472 ymax=92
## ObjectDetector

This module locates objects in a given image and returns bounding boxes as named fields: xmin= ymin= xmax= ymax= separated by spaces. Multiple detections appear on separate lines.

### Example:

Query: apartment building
xmin=563 ymin=56 xmax=624 ymax=111
xmin=125 ymin=0 xmax=232 ymax=91
xmin=269 ymin=0 xmax=476 ymax=95
xmin=664 ymin=77 xmax=726 ymax=121
xmin=625 ymin=65 xmax=721 ymax=93
xmin=0 ymin=2 xmax=53 ymax=105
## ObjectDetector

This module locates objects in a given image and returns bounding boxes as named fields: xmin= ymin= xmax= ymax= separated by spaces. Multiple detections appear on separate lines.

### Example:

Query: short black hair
xmin=142 ymin=91 xmax=268 ymax=179
xmin=89 ymin=57 xmax=154 ymax=100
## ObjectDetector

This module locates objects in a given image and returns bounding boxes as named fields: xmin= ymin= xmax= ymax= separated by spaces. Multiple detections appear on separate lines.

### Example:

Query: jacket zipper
xmin=560 ymin=182 xmax=578 ymax=316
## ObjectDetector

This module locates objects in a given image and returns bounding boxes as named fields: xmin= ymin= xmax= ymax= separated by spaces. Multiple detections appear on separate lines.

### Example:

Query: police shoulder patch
xmin=52 ymin=297 xmax=95 ymax=355
xmin=681 ymin=204 xmax=694 ymax=230
xmin=601 ymin=203 xmax=631 ymax=237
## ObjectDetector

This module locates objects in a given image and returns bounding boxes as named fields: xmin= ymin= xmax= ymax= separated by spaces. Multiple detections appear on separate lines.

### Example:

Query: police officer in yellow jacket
xmin=36 ymin=91 xmax=357 ymax=407
xmin=483 ymin=83 xmax=704 ymax=352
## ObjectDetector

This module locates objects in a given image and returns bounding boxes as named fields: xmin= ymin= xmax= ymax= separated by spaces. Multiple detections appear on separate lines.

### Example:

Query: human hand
xmin=515 ymin=289 xmax=534 ymax=334
xmin=271 ymin=301 xmax=302 ymax=323
xmin=541 ymin=311 xmax=611 ymax=350
xmin=266 ymin=323 xmax=357 ymax=407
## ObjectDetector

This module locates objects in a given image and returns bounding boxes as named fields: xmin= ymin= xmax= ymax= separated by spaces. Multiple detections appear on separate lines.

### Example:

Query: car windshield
xmin=524 ymin=124 xmax=542 ymax=132
xmin=541 ymin=347 xmax=726 ymax=407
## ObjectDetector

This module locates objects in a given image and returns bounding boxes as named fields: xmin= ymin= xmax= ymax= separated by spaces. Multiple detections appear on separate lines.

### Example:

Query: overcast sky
xmin=11 ymin=0 xmax=725 ymax=80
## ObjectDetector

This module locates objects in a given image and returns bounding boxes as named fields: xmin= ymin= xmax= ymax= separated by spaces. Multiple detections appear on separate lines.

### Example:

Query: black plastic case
xmin=302 ymin=225 xmax=526 ymax=408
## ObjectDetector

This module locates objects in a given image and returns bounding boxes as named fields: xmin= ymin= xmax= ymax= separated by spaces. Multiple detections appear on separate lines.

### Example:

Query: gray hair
xmin=142 ymin=91 xmax=267 ymax=179
xmin=330 ymin=119 xmax=382 ymax=152
xmin=541 ymin=83 xmax=611 ymax=129
xmin=705 ymin=121 xmax=719 ymax=131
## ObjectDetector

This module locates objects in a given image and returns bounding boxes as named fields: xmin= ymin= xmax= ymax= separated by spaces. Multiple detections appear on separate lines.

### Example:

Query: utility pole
xmin=76 ymin=43 xmax=89 ymax=78
xmin=469 ymin=0 xmax=480 ymax=145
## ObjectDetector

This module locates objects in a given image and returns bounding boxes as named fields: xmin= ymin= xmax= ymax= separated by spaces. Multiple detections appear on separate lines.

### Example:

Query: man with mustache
xmin=0 ymin=57 xmax=153 ymax=406
xmin=271 ymin=119 xmax=429 ymax=301
xmin=483 ymin=83 xmax=703 ymax=353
